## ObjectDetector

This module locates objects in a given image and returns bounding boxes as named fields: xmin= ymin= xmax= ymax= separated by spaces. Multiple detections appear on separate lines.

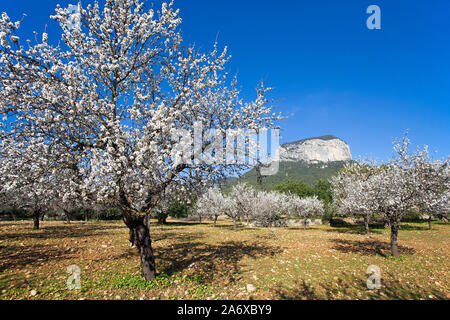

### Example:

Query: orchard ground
xmin=0 ymin=219 xmax=448 ymax=300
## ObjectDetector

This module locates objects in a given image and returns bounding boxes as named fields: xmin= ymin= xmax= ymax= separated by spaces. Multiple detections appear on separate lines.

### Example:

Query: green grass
xmin=0 ymin=219 xmax=448 ymax=300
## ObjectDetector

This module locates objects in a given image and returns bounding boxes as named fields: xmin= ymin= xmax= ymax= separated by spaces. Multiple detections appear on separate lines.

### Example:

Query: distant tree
xmin=332 ymin=133 xmax=449 ymax=257
xmin=0 ymin=140 xmax=56 ymax=229
xmin=196 ymin=186 xmax=235 ymax=227
xmin=152 ymin=183 xmax=193 ymax=224
xmin=406 ymin=146 xmax=449 ymax=230
xmin=249 ymin=191 xmax=288 ymax=227
xmin=229 ymin=183 xmax=256 ymax=224
xmin=331 ymin=161 xmax=380 ymax=235
xmin=168 ymin=200 xmax=191 ymax=219
xmin=312 ymin=179 xmax=333 ymax=204
xmin=274 ymin=180 xmax=313 ymax=198
xmin=286 ymin=194 xmax=324 ymax=229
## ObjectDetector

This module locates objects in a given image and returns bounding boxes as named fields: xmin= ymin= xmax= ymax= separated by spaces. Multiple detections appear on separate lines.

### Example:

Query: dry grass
xmin=0 ymin=219 xmax=449 ymax=300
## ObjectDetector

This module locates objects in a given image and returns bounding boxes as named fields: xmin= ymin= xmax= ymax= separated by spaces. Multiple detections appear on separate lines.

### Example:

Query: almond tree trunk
xmin=63 ymin=210 xmax=71 ymax=224
xmin=124 ymin=212 xmax=156 ymax=281
xmin=213 ymin=216 xmax=217 ymax=227
xmin=390 ymin=221 xmax=400 ymax=257
xmin=364 ymin=216 xmax=370 ymax=235
xmin=33 ymin=210 xmax=40 ymax=230
xmin=233 ymin=218 xmax=237 ymax=230
xmin=157 ymin=214 xmax=167 ymax=224
xmin=428 ymin=216 xmax=432 ymax=230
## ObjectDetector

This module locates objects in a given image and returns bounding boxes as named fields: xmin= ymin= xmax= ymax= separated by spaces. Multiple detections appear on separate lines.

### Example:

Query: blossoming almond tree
xmin=332 ymin=134 xmax=449 ymax=257
xmin=195 ymin=186 xmax=233 ymax=227
xmin=331 ymin=161 xmax=380 ymax=234
xmin=380 ymin=135 xmax=449 ymax=254
xmin=249 ymin=190 xmax=288 ymax=227
xmin=406 ymin=146 xmax=449 ymax=230
xmin=229 ymin=183 xmax=256 ymax=225
xmin=0 ymin=0 xmax=281 ymax=280
xmin=334 ymin=160 xmax=413 ymax=256
xmin=0 ymin=140 xmax=55 ymax=229
xmin=197 ymin=185 xmax=287 ymax=228
xmin=286 ymin=195 xmax=324 ymax=230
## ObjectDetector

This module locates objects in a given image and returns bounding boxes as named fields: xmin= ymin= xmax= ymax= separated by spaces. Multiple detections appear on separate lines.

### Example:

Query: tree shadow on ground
xmin=397 ymin=224 xmax=429 ymax=231
xmin=0 ymin=221 xmax=37 ymax=228
xmin=272 ymin=280 xmax=318 ymax=300
xmin=0 ymin=223 xmax=124 ymax=241
xmin=0 ymin=243 xmax=73 ymax=273
xmin=206 ymin=224 xmax=245 ymax=231
xmin=151 ymin=231 xmax=198 ymax=242
xmin=330 ymin=238 xmax=416 ymax=257
xmin=326 ymin=222 xmax=439 ymax=235
xmin=286 ymin=226 xmax=321 ymax=231
xmin=150 ymin=221 xmax=207 ymax=228
xmin=381 ymin=271 xmax=447 ymax=299
xmin=156 ymin=236 xmax=281 ymax=284
xmin=114 ymin=230 xmax=208 ymax=263
xmin=272 ymin=273 xmax=447 ymax=300
xmin=325 ymin=223 xmax=386 ymax=235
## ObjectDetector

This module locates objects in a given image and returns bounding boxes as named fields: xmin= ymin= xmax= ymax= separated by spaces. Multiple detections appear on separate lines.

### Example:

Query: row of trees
xmin=195 ymin=184 xmax=324 ymax=229
xmin=331 ymin=134 xmax=449 ymax=257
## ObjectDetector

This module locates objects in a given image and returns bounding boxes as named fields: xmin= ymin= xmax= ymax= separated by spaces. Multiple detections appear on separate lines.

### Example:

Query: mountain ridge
xmin=281 ymin=134 xmax=347 ymax=147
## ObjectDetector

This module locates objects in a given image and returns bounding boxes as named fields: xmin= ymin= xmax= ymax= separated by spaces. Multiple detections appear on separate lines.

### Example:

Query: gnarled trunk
xmin=390 ymin=221 xmax=399 ymax=257
xmin=233 ymin=218 xmax=237 ymax=230
xmin=213 ymin=216 xmax=217 ymax=227
xmin=364 ymin=216 xmax=370 ymax=235
xmin=124 ymin=213 xmax=156 ymax=281
xmin=428 ymin=216 xmax=432 ymax=230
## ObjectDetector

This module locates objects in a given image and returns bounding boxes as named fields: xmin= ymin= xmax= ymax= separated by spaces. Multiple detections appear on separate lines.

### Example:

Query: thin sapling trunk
xmin=364 ymin=216 xmax=370 ymax=235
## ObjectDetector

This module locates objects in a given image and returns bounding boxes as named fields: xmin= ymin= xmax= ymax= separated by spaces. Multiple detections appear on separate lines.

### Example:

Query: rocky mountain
xmin=228 ymin=135 xmax=353 ymax=187
xmin=279 ymin=135 xmax=352 ymax=163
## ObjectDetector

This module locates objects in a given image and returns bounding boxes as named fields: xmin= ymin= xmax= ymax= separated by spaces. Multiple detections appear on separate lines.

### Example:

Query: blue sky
xmin=1 ymin=0 xmax=449 ymax=162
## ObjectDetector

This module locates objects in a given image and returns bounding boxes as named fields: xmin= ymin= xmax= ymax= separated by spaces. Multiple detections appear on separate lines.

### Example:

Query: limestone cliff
xmin=279 ymin=135 xmax=352 ymax=163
